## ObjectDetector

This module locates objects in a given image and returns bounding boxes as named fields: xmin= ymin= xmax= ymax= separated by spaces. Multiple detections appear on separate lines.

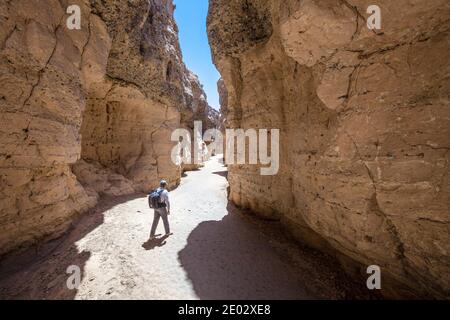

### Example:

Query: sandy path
xmin=0 ymin=156 xmax=371 ymax=300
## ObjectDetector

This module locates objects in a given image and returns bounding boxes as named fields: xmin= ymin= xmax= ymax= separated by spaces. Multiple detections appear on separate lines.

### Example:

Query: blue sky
xmin=173 ymin=0 xmax=221 ymax=110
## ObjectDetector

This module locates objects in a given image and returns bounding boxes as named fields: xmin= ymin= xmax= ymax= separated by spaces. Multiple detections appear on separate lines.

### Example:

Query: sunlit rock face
xmin=78 ymin=0 xmax=188 ymax=194
xmin=181 ymin=70 xmax=220 ymax=171
xmin=0 ymin=0 xmax=212 ymax=256
xmin=0 ymin=0 xmax=97 ymax=256
xmin=208 ymin=0 xmax=450 ymax=298
xmin=217 ymin=78 xmax=228 ymax=131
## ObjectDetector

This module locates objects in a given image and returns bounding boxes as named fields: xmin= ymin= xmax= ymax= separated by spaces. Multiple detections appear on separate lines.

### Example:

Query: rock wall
xmin=0 ymin=0 xmax=210 ymax=256
xmin=208 ymin=0 xmax=450 ymax=298
xmin=77 ymin=0 xmax=187 ymax=193
xmin=0 ymin=0 xmax=96 ymax=256
xmin=217 ymin=78 xmax=228 ymax=131
xmin=181 ymin=70 xmax=220 ymax=171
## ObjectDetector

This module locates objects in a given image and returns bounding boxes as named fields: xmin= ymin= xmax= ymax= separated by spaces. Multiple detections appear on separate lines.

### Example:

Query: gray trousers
xmin=150 ymin=207 xmax=170 ymax=237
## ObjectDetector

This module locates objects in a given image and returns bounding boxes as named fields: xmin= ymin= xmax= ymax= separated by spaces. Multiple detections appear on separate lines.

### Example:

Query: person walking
xmin=149 ymin=180 xmax=172 ymax=240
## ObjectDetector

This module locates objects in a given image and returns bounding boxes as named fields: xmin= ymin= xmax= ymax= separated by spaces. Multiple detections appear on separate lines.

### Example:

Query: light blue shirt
xmin=157 ymin=188 xmax=170 ymax=212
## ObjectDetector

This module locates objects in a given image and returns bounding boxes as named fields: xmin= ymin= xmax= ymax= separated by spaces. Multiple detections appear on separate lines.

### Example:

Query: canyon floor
xmin=0 ymin=156 xmax=373 ymax=300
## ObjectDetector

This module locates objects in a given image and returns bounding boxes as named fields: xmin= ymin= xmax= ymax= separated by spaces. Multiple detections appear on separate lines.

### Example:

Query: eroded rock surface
xmin=217 ymin=78 xmax=228 ymax=131
xmin=0 ymin=0 xmax=213 ymax=256
xmin=1 ymin=0 xmax=96 ymax=256
xmin=181 ymin=70 xmax=220 ymax=171
xmin=208 ymin=0 xmax=450 ymax=298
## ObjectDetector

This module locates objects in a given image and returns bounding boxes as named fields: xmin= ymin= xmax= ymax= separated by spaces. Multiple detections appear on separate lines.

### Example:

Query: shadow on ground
xmin=0 ymin=194 xmax=144 ymax=299
xmin=178 ymin=202 xmax=313 ymax=300
xmin=212 ymin=170 xmax=228 ymax=178
xmin=142 ymin=235 xmax=170 ymax=250
xmin=178 ymin=202 xmax=377 ymax=300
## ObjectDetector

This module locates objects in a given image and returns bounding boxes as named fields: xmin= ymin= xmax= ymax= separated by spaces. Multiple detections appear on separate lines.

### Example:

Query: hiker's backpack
xmin=148 ymin=189 xmax=164 ymax=209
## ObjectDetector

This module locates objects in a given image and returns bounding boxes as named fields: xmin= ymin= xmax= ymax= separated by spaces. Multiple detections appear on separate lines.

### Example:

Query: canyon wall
xmin=181 ymin=70 xmax=220 ymax=171
xmin=0 ymin=0 xmax=212 ymax=256
xmin=208 ymin=0 xmax=450 ymax=298
xmin=217 ymin=78 xmax=228 ymax=131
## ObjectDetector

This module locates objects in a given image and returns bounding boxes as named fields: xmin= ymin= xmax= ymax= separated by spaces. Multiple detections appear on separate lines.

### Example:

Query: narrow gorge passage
xmin=0 ymin=156 xmax=370 ymax=299
xmin=1 ymin=0 xmax=448 ymax=301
